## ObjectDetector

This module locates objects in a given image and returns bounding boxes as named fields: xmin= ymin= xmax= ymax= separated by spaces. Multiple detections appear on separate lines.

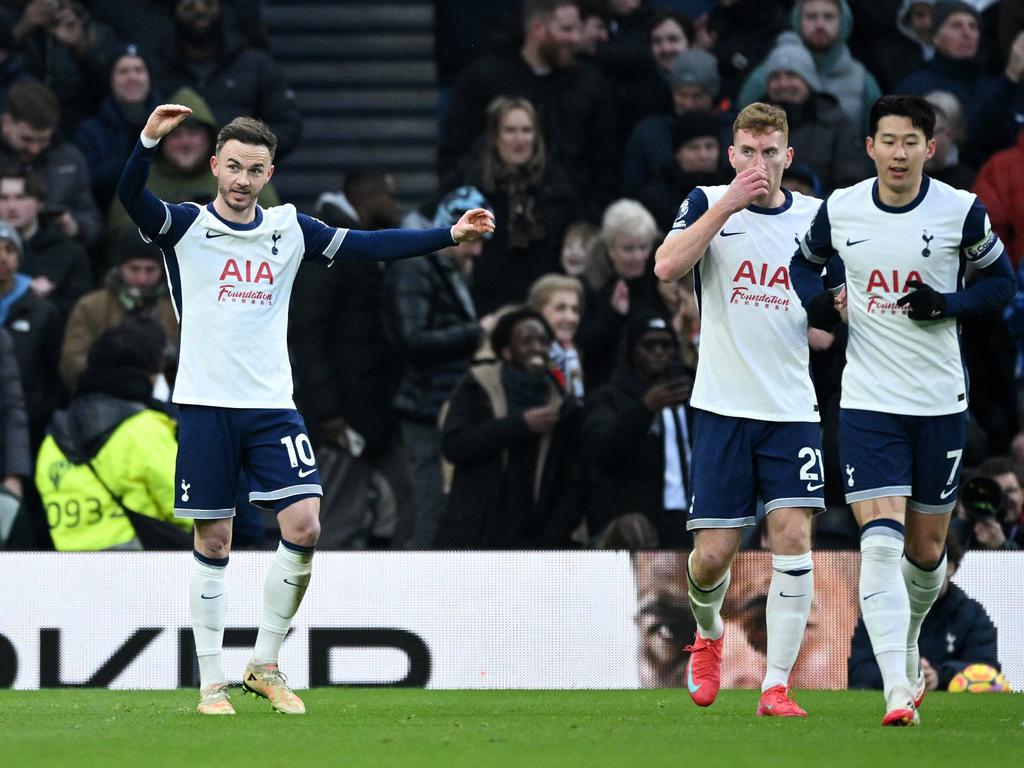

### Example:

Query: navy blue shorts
xmin=688 ymin=410 xmax=826 ymax=530
xmin=174 ymin=406 xmax=322 ymax=519
xmin=839 ymin=408 xmax=966 ymax=514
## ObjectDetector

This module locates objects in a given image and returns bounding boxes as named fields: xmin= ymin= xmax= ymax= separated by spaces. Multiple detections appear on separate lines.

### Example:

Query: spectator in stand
xmin=621 ymin=47 xmax=729 ymax=196
xmin=0 ymin=325 xmax=31 ymax=546
xmin=439 ymin=0 xmax=618 ymax=218
xmin=10 ymin=0 xmax=121 ymax=134
xmin=847 ymin=1 xmax=936 ymax=93
xmin=848 ymin=534 xmax=1000 ymax=692
xmin=639 ymin=110 xmax=729 ymax=231
xmin=577 ymin=0 xmax=613 ymax=58
xmin=383 ymin=187 xmax=499 ymax=549
xmin=0 ymin=167 xmax=91 ymax=318
xmin=924 ymin=90 xmax=977 ymax=190
xmin=0 ymin=12 xmax=34 ymax=113
xmin=619 ymin=10 xmax=695 ymax=139
xmin=951 ymin=475 xmax=1019 ymax=551
xmin=443 ymin=96 xmax=582 ymax=315
xmin=74 ymin=44 xmax=162 ymax=211
xmin=36 ymin=320 xmax=190 ymax=551
xmin=576 ymin=198 xmax=670 ymax=390
xmin=705 ymin=0 xmax=788 ymax=102
xmin=559 ymin=220 xmax=598 ymax=279
xmin=895 ymin=1 xmax=1024 ymax=160
xmin=756 ymin=39 xmax=866 ymax=194
xmin=290 ymin=170 xmax=415 ymax=550
xmin=0 ymin=82 xmax=102 ymax=246
xmin=598 ymin=0 xmax=660 ymax=84
xmin=59 ymin=232 xmax=176 ymax=392
xmin=0 ymin=222 xmax=62 ymax=449
xmin=104 ymin=86 xmax=279 ymax=265
xmin=583 ymin=311 xmax=694 ymax=546
xmin=739 ymin=1 xmax=881 ymax=132
xmin=438 ymin=308 xmax=584 ymax=548
xmin=148 ymin=0 xmax=302 ymax=158
xmin=974 ymin=457 xmax=1024 ymax=549
xmin=974 ymin=123 xmax=1024 ymax=268
xmin=527 ymin=273 xmax=586 ymax=397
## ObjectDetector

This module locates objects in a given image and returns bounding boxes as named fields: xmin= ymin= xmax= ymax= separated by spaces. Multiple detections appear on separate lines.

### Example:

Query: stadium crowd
xmin=1 ymin=0 xmax=1023 ymax=556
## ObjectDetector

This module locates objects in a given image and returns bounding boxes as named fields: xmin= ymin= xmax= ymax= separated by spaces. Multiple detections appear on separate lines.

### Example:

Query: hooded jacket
xmin=35 ymin=380 xmax=187 ymax=551
xmin=738 ymin=0 xmax=882 ymax=130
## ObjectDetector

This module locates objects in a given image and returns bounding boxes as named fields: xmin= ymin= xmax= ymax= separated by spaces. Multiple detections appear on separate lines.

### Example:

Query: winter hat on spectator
xmin=0 ymin=222 xmax=23 ymax=260
xmin=931 ymin=1 xmax=980 ymax=36
xmin=782 ymin=161 xmax=821 ymax=196
xmin=669 ymin=48 xmax=721 ymax=99
xmin=108 ymin=42 xmax=150 ymax=79
xmin=762 ymin=40 xmax=821 ymax=92
xmin=116 ymin=230 xmax=164 ymax=265
xmin=85 ymin=319 xmax=166 ymax=378
xmin=433 ymin=185 xmax=493 ymax=237
xmin=671 ymin=112 xmax=721 ymax=150
xmin=625 ymin=311 xmax=678 ymax=355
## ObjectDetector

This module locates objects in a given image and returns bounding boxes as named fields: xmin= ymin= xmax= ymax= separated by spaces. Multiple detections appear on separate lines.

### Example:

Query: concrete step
xmin=264 ymin=4 xmax=431 ymax=31
xmin=272 ymin=33 xmax=433 ymax=62
xmin=293 ymin=87 xmax=437 ymax=115
xmin=285 ymin=61 xmax=435 ymax=88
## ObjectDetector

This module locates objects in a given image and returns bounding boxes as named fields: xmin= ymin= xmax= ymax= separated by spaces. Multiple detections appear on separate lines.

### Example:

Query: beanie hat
xmin=763 ymin=41 xmax=821 ymax=91
xmin=625 ymin=311 xmax=677 ymax=354
xmin=433 ymin=185 xmax=492 ymax=229
xmin=671 ymin=111 xmax=721 ymax=150
xmin=669 ymin=48 xmax=721 ymax=99
xmin=931 ymin=1 xmax=981 ymax=36
xmin=0 ymin=222 xmax=23 ymax=261
xmin=108 ymin=42 xmax=150 ymax=82
xmin=116 ymin=230 xmax=164 ymax=265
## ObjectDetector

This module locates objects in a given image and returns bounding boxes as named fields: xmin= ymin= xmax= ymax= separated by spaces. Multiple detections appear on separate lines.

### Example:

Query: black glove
xmin=896 ymin=280 xmax=946 ymax=321
xmin=805 ymin=290 xmax=841 ymax=331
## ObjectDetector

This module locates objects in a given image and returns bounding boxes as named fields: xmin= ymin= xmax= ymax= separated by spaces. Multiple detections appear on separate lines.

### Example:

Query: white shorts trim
xmin=764 ymin=497 xmax=826 ymax=513
xmin=845 ymin=485 xmax=912 ymax=505
xmin=907 ymin=499 xmax=956 ymax=515
xmin=174 ymin=507 xmax=235 ymax=520
xmin=687 ymin=515 xmax=756 ymax=531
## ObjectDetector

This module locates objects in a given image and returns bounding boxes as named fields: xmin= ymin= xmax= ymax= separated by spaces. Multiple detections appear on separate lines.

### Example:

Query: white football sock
xmin=252 ymin=540 xmax=314 ymax=665
xmin=686 ymin=551 xmax=730 ymax=641
xmin=902 ymin=549 xmax=946 ymax=682
xmin=190 ymin=551 xmax=227 ymax=689
xmin=859 ymin=524 xmax=911 ymax=701
xmin=763 ymin=552 xmax=814 ymax=691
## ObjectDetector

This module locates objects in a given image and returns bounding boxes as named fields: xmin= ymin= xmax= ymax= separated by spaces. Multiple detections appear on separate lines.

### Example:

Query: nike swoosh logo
xmin=720 ymin=230 xmax=745 ymax=237
xmin=206 ymin=231 xmax=229 ymax=239
xmin=939 ymin=487 xmax=956 ymax=499
xmin=200 ymin=593 xmax=222 ymax=600
xmin=298 ymin=467 xmax=316 ymax=478
xmin=779 ymin=592 xmax=806 ymax=598
xmin=846 ymin=238 xmax=870 ymax=246
xmin=806 ymin=483 xmax=825 ymax=491
xmin=283 ymin=578 xmax=305 ymax=587
xmin=862 ymin=590 xmax=886 ymax=601
xmin=687 ymin=662 xmax=701 ymax=694
xmin=930 ymin=309 xmax=942 ymax=317
xmin=910 ymin=580 xmax=924 ymax=588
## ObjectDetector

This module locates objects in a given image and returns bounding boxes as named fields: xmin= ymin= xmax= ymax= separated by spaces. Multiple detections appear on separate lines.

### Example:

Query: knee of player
xmin=904 ymin=536 xmax=944 ymax=569
xmin=691 ymin=546 xmax=734 ymax=579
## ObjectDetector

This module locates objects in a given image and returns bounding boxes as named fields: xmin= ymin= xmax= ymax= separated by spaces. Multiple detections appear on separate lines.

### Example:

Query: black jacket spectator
xmin=0 ymin=327 xmax=31 ymax=483
xmin=22 ymin=220 xmax=92 ymax=319
xmin=3 ymin=287 xmax=62 ymax=448
xmin=848 ymin=582 xmax=999 ymax=691
xmin=707 ymin=0 xmax=788 ymax=101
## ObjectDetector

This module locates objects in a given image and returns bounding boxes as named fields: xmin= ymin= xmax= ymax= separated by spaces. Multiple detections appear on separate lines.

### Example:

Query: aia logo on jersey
xmin=729 ymin=260 xmax=792 ymax=310
xmin=217 ymin=258 xmax=275 ymax=305
xmin=865 ymin=269 xmax=922 ymax=314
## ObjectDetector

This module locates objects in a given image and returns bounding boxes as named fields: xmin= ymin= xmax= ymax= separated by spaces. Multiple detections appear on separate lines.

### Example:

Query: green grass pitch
xmin=1 ymin=689 xmax=1021 ymax=767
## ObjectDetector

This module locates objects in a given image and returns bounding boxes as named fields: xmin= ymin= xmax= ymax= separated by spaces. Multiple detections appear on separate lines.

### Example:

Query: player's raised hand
xmin=721 ymin=167 xmax=770 ymax=213
xmin=142 ymin=104 xmax=194 ymax=142
xmin=451 ymin=208 xmax=496 ymax=242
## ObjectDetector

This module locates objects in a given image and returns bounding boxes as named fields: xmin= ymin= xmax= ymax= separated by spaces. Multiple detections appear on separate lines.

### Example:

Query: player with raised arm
xmin=791 ymin=95 xmax=1015 ymax=726
xmin=654 ymin=103 xmax=833 ymax=718
xmin=117 ymin=104 xmax=494 ymax=716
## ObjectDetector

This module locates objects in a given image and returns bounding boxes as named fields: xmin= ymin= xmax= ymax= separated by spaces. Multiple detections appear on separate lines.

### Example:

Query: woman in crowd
xmin=527 ymin=273 xmax=585 ymax=399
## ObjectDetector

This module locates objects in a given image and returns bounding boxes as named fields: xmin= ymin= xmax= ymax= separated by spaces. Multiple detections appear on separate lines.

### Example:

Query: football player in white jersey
xmin=654 ymin=103 xmax=832 ymax=717
xmin=792 ymin=95 xmax=1015 ymax=726
xmin=118 ymin=105 xmax=494 ymax=715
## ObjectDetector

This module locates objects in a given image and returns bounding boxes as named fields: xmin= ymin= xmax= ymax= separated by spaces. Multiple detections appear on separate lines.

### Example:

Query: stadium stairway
xmin=264 ymin=0 xmax=438 ymax=215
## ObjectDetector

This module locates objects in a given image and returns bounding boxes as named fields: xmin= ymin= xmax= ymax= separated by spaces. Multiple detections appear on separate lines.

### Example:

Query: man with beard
xmin=439 ymin=0 xmax=617 ymax=217
xmin=437 ymin=308 xmax=583 ymax=548
xmin=149 ymin=0 xmax=301 ymax=158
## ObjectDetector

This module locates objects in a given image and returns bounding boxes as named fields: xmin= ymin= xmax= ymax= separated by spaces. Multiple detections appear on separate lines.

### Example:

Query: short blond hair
xmin=733 ymin=102 xmax=788 ymax=141
xmin=527 ymin=273 xmax=585 ymax=314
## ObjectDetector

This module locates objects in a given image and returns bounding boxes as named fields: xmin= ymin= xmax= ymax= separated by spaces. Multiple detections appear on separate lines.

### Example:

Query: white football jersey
xmin=150 ymin=202 xmax=345 ymax=408
xmin=800 ymin=175 xmax=1004 ymax=416
xmin=668 ymin=186 xmax=822 ymax=422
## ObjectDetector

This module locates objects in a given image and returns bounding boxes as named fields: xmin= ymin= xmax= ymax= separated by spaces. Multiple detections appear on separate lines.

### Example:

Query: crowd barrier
xmin=1 ymin=551 xmax=1020 ymax=690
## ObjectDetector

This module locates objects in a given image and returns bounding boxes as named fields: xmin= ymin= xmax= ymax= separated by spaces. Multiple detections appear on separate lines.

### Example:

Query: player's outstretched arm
xmin=654 ymin=168 xmax=768 ymax=282
xmin=117 ymin=105 xmax=195 ymax=239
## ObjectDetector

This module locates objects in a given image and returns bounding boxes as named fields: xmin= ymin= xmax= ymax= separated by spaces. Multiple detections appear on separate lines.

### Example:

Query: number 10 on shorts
xmin=280 ymin=434 xmax=315 ymax=468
